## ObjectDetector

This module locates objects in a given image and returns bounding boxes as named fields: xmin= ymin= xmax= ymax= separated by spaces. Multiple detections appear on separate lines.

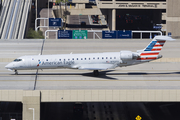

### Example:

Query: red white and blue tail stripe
xmin=137 ymin=36 xmax=175 ymax=61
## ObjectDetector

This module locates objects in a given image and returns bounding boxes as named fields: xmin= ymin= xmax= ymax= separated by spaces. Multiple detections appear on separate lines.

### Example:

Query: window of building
xmin=161 ymin=20 xmax=166 ymax=24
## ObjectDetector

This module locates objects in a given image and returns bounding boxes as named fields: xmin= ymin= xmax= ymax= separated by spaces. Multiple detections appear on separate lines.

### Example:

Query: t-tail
xmin=136 ymin=36 xmax=175 ymax=61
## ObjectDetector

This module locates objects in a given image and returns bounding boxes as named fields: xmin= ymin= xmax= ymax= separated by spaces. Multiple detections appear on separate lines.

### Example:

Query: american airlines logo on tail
xmin=137 ymin=36 xmax=169 ymax=61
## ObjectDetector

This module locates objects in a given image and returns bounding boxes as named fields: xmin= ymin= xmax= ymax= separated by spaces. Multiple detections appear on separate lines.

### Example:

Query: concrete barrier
xmin=1 ymin=90 xmax=180 ymax=102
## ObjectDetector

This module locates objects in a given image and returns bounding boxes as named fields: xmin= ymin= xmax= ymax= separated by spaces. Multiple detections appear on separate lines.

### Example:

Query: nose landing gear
xmin=15 ymin=70 xmax=18 ymax=75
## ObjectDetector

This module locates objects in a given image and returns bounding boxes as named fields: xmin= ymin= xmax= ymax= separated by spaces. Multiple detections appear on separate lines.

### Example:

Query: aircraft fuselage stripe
xmin=137 ymin=57 xmax=157 ymax=60
xmin=140 ymin=53 xmax=159 ymax=56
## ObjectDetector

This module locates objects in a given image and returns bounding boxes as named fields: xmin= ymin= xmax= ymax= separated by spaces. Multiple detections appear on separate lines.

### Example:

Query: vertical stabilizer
xmin=137 ymin=36 xmax=175 ymax=61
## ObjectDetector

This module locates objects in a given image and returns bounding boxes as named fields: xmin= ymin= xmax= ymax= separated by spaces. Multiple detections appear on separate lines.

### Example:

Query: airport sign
xmin=117 ymin=31 xmax=132 ymax=38
xmin=73 ymin=30 xmax=87 ymax=39
xmin=58 ymin=30 xmax=72 ymax=39
xmin=102 ymin=31 xmax=117 ymax=39
xmin=168 ymin=32 xmax=171 ymax=36
xmin=49 ymin=18 xmax=62 ymax=27
xmin=153 ymin=26 xmax=162 ymax=29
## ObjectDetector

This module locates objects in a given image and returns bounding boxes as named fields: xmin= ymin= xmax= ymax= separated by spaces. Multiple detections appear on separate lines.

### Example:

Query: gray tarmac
xmin=0 ymin=39 xmax=180 ymax=90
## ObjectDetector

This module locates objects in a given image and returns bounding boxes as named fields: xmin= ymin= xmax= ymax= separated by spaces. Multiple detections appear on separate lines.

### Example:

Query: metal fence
xmin=44 ymin=29 xmax=162 ymax=39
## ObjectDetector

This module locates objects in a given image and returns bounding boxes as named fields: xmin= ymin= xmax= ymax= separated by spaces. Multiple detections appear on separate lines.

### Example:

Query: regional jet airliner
xmin=5 ymin=36 xmax=175 ymax=76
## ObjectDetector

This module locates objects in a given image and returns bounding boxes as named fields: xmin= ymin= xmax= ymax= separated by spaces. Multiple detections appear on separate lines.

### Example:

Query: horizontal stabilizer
xmin=155 ymin=36 xmax=175 ymax=41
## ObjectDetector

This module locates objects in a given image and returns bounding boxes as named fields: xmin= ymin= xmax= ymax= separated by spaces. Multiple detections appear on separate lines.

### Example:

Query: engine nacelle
xmin=120 ymin=51 xmax=138 ymax=61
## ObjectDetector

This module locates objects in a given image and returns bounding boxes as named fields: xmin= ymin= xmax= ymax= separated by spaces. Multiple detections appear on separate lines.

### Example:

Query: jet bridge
xmin=0 ymin=0 xmax=32 ymax=39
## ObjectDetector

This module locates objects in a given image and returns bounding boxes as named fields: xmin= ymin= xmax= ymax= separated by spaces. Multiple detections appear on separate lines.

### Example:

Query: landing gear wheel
xmin=93 ymin=70 xmax=99 ymax=76
xmin=15 ymin=70 xmax=18 ymax=75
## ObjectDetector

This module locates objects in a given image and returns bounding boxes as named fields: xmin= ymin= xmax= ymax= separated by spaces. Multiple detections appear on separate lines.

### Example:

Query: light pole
xmin=48 ymin=0 xmax=49 ymax=38
xmin=29 ymin=108 xmax=35 ymax=120
xmin=36 ymin=0 xmax=37 ymax=19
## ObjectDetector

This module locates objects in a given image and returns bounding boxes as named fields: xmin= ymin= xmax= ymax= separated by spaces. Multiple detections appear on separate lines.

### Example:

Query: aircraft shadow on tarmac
xmin=15 ymin=71 xmax=180 ymax=80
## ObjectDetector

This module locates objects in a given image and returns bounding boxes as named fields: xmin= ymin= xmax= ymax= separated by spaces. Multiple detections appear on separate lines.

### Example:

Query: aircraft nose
xmin=5 ymin=63 xmax=14 ymax=69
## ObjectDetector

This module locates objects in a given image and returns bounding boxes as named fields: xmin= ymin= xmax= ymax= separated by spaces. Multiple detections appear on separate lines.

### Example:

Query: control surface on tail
xmin=5 ymin=36 xmax=175 ymax=76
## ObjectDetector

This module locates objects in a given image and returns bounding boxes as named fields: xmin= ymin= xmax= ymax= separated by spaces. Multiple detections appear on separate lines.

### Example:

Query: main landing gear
xmin=15 ymin=70 xmax=18 ymax=75
xmin=93 ymin=70 xmax=99 ymax=76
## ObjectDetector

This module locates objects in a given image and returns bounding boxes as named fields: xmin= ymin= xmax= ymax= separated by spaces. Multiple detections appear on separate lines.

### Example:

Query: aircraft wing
xmin=76 ymin=64 xmax=117 ymax=70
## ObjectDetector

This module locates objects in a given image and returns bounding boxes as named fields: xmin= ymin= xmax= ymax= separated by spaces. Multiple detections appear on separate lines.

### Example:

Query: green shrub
xmin=26 ymin=28 xmax=44 ymax=39
xmin=55 ymin=0 xmax=69 ymax=4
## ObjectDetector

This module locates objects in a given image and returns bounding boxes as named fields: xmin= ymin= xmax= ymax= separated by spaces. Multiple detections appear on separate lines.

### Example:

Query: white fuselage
xmin=5 ymin=52 xmax=143 ymax=71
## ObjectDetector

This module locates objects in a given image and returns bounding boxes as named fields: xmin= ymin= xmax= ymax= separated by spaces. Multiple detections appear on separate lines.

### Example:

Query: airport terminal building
xmin=67 ymin=0 xmax=180 ymax=38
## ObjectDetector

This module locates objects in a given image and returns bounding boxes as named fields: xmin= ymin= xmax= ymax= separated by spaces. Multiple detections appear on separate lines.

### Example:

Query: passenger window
xmin=68 ymin=59 xmax=70 ymax=61
xmin=46 ymin=59 xmax=48 ymax=61
xmin=110 ymin=57 xmax=112 ymax=59
xmin=97 ymin=57 xmax=99 ymax=59
xmin=85 ymin=58 xmax=86 ymax=60
xmin=77 ymin=58 xmax=78 ymax=60
xmin=106 ymin=57 xmax=108 ymax=59
xmin=93 ymin=57 xmax=95 ymax=59
xmin=38 ymin=60 xmax=40 ymax=61
xmin=102 ymin=57 xmax=104 ymax=59
xmin=114 ymin=57 xmax=116 ymax=59
xmin=81 ymin=58 xmax=83 ymax=60
xmin=89 ymin=58 xmax=90 ymax=60
xmin=59 ymin=59 xmax=61 ymax=61
xmin=72 ymin=58 xmax=74 ymax=60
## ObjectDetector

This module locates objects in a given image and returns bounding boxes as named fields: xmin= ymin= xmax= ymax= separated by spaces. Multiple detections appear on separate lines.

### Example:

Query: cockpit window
xmin=14 ymin=59 xmax=22 ymax=62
